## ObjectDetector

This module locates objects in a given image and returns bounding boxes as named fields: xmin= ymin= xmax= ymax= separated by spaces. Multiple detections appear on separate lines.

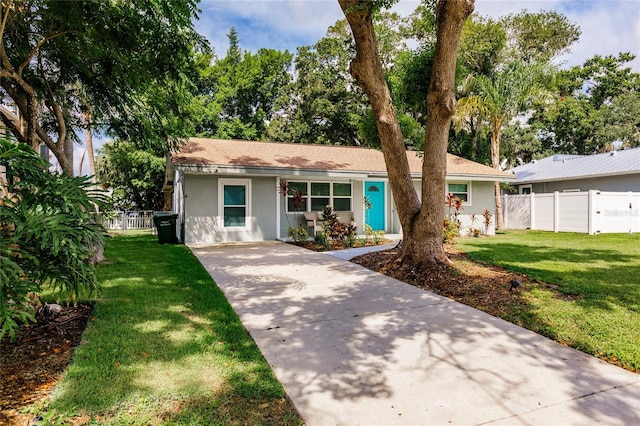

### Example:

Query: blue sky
xmin=195 ymin=0 xmax=640 ymax=71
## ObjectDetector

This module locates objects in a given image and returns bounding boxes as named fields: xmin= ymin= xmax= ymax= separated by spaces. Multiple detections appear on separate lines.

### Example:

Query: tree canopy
xmin=0 ymin=0 xmax=204 ymax=173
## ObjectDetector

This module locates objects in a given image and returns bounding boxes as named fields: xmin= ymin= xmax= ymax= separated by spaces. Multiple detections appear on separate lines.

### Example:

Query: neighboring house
xmin=508 ymin=147 xmax=640 ymax=194
xmin=167 ymin=138 xmax=516 ymax=244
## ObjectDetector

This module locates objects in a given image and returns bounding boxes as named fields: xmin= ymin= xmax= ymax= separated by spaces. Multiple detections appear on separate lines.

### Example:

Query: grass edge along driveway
xmin=457 ymin=230 xmax=640 ymax=373
xmin=47 ymin=235 xmax=302 ymax=425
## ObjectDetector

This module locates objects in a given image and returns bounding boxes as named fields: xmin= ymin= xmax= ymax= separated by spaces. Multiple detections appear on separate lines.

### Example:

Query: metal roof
xmin=509 ymin=147 xmax=640 ymax=183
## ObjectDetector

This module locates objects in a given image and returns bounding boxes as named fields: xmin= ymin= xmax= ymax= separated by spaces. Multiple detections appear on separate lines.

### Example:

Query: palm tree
xmin=455 ymin=60 xmax=550 ymax=229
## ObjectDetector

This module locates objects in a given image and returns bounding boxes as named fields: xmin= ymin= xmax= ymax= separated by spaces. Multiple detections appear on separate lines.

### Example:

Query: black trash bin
xmin=153 ymin=213 xmax=178 ymax=244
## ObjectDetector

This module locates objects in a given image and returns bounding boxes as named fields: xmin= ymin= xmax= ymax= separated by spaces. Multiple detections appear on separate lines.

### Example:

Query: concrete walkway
xmin=191 ymin=242 xmax=640 ymax=425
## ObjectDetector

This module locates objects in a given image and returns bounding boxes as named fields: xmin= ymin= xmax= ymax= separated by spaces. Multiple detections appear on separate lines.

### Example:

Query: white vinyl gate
xmin=503 ymin=191 xmax=640 ymax=234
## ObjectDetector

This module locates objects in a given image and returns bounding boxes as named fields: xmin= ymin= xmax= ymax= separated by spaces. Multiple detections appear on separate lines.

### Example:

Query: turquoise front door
xmin=365 ymin=181 xmax=385 ymax=231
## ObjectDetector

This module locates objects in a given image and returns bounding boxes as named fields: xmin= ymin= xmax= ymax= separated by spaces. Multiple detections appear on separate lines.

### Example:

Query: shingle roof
xmin=172 ymin=138 xmax=515 ymax=180
xmin=509 ymin=147 xmax=640 ymax=183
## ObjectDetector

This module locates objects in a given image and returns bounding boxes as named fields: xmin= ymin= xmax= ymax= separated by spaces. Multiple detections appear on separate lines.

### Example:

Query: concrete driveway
xmin=191 ymin=241 xmax=640 ymax=425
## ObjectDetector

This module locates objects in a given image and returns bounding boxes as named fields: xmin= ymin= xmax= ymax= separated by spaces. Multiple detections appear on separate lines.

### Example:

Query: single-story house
xmin=166 ymin=138 xmax=516 ymax=244
xmin=508 ymin=147 xmax=640 ymax=194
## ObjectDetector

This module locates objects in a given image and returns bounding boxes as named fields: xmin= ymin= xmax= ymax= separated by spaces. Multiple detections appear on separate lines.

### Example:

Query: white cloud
xmin=196 ymin=1 xmax=343 ymax=55
xmin=474 ymin=0 xmax=640 ymax=71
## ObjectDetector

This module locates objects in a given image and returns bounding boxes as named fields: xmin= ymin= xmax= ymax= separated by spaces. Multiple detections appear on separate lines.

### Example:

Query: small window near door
xmin=520 ymin=185 xmax=532 ymax=195
xmin=333 ymin=182 xmax=352 ymax=211
xmin=219 ymin=179 xmax=251 ymax=228
xmin=447 ymin=182 xmax=470 ymax=203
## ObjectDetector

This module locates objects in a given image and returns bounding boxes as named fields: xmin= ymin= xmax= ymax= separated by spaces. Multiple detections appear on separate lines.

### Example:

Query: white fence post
xmin=503 ymin=194 xmax=508 ymax=229
xmin=588 ymin=190 xmax=597 ymax=235
xmin=553 ymin=191 xmax=559 ymax=233
xmin=530 ymin=193 xmax=535 ymax=230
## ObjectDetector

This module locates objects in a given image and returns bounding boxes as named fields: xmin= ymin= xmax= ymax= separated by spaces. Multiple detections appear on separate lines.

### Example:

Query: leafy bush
xmin=0 ymin=140 xmax=107 ymax=340
xmin=443 ymin=219 xmax=460 ymax=244
xmin=364 ymin=224 xmax=384 ymax=244
xmin=321 ymin=205 xmax=356 ymax=241
xmin=314 ymin=231 xmax=331 ymax=251
xmin=286 ymin=226 xmax=309 ymax=243
xmin=345 ymin=232 xmax=357 ymax=247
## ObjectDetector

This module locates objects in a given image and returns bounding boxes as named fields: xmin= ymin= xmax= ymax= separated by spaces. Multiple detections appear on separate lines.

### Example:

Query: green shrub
xmin=364 ymin=224 xmax=384 ymax=244
xmin=286 ymin=226 xmax=309 ymax=243
xmin=345 ymin=232 xmax=357 ymax=247
xmin=314 ymin=231 xmax=331 ymax=251
xmin=321 ymin=205 xmax=356 ymax=242
xmin=442 ymin=219 xmax=460 ymax=244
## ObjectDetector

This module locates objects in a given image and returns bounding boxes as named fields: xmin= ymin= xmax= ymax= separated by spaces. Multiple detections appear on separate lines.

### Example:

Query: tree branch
xmin=18 ymin=30 xmax=73 ymax=76
xmin=0 ymin=0 xmax=13 ymax=46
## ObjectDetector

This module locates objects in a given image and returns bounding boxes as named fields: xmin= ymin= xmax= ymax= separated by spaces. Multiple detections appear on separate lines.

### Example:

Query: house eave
xmin=174 ymin=163 xmax=517 ymax=182
xmin=174 ymin=163 xmax=370 ymax=179
xmin=448 ymin=173 xmax=518 ymax=182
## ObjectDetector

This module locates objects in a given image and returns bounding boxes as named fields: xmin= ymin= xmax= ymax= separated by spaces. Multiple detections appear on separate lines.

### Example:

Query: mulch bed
xmin=0 ymin=304 xmax=92 ymax=425
xmin=350 ymin=246 xmax=536 ymax=318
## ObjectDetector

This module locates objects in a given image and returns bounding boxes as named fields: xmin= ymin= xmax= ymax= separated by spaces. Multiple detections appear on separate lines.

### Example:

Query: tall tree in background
xmin=0 ymin=0 xmax=203 ymax=174
xmin=339 ymin=0 xmax=474 ymax=266
xmin=268 ymin=20 xmax=366 ymax=145
xmin=524 ymin=53 xmax=640 ymax=155
xmin=458 ymin=61 xmax=549 ymax=229
xmin=96 ymin=141 xmax=166 ymax=211
xmin=195 ymin=28 xmax=293 ymax=140
xmin=268 ymin=14 xmax=407 ymax=147
xmin=501 ymin=10 xmax=580 ymax=64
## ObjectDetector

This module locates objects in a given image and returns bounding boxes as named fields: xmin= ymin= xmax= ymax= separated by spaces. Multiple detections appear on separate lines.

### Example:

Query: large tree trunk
xmin=339 ymin=0 xmax=473 ymax=267
xmin=338 ymin=0 xmax=421 ymax=240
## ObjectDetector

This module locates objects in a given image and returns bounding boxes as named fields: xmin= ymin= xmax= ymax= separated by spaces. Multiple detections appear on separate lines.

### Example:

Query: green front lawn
xmin=457 ymin=230 xmax=640 ymax=372
xmin=47 ymin=235 xmax=302 ymax=425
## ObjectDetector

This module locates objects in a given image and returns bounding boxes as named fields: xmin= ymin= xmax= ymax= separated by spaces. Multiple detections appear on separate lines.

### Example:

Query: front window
xmin=287 ymin=181 xmax=308 ymax=212
xmin=520 ymin=185 xmax=532 ymax=195
xmin=448 ymin=182 xmax=470 ymax=203
xmin=219 ymin=179 xmax=251 ymax=228
xmin=286 ymin=181 xmax=352 ymax=212
xmin=310 ymin=182 xmax=330 ymax=211
xmin=333 ymin=183 xmax=352 ymax=211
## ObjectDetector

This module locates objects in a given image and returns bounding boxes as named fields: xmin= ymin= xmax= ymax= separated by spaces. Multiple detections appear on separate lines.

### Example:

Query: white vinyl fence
xmin=503 ymin=191 xmax=640 ymax=234
xmin=101 ymin=210 xmax=157 ymax=233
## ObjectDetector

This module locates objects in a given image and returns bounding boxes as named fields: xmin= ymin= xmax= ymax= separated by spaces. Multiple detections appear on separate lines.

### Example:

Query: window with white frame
xmin=447 ymin=182 xmax=471 ymax=203
xmin=520 ymin=185 xmax=532 ymax=194
xmin=332 ymin=183 xmax=352 ymax=211
xmin=219 ymin=179 xmax=251 ymax=228
xmin=286 ymin=181 xmax=352 ymax=212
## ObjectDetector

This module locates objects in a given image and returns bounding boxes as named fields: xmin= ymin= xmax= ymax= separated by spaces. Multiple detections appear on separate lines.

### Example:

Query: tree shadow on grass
xmin=461 ymin=242 xmax=640 ymax=311
xmin=49 ymin=236 xmax=300 ymax=425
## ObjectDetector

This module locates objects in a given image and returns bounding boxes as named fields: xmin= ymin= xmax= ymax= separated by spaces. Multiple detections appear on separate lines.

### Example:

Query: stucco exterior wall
xmin=178 ymin=172 xmax=501 ymax=243
xmin=527 ymin=174 xmax=640 ymax=193
xmin=182 ymin=174 xmax=277 ymax=244
xmin=403 ymin=179 xmax=497 ymax=236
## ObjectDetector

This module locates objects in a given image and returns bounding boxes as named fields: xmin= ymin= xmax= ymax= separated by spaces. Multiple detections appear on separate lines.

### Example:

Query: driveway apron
xmin=190 ymin=242 xmax=640 ymax=425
